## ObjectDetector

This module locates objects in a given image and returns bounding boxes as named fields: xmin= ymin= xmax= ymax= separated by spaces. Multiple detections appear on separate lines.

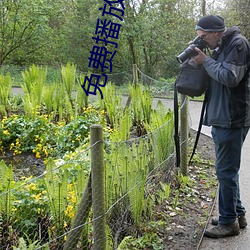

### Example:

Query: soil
xmin=0 ymin=152 xmax=45 ymax=180
xmin=158 ymin=130 xmax=217 ymax=250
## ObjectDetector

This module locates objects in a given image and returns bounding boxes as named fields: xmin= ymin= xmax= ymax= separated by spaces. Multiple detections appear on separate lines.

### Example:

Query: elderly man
xmin=192 ymin=15 xmax=250 ymax=238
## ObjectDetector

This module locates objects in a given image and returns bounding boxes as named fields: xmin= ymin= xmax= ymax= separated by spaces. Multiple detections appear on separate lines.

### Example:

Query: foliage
xmin=21 ymin=65 xmax=47 ymax=118
xmin=13 ymin=235 xmax=46 ymax=250
xmin=145 ymin=100 xmax=175 ymax=163
xmin=0 ymin=108 xmax=103 ymax=158
xmin=0 ymin=0 xmax=227 ymax=79
xmin=0 ymin=0 xmax=51 ymax=65
xmin=61 ymin=63 xmax=76 ymax=102
xmin=0 ymin=153 xmax=91 ymax=249
xmin=0 ymin=80 xmax=178 ymax=248
xmin=117 ymin=233 xmax=163 ymax=250
xmin=76 ymin=73 xmax=89 ymax=113
xmin=129 ymin=83 xmax=153 ymax=135
xmin=0 ymin=161 xmax=15 ymax=222
xmin=220 ymin=0 xmax=250 ymax=40
xmin=0 ymin=73 xmax=12 ymax=117
xmin=12 ymin=176 xmax=49 ymax=241
xmin=99 ymin=81 xmax=123 ymax=128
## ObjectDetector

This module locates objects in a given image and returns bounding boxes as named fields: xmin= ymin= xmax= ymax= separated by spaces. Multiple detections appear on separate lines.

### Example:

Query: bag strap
xmin=174 ymin=80 xmax=180 ymax=168
xmin=188 ymin=91 xmax=208 ymax=164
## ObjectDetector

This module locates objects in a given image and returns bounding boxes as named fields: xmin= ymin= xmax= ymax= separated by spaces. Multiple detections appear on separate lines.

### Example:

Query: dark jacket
xmin=203 ymin=26 xmax=250 ymax=128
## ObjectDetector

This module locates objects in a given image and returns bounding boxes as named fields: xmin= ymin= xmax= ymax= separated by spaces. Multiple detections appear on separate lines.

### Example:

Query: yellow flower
xmin=32 ymin=193 xmax=42 ymax=201
xmin=65 ymin=205 xmax=74 ymax=218
xmin=26 ymin=183 xmax=37 ymax=191
xmin=71 ymin=195 xmax=76 ymax=204
xmin=36 ymin=152 xmax=41 ymax=159
xmin=14 ymin=149 xmax=21 ymax=155
xmin=42 ymin=147 xmax=49 ymax=157
xmin=10 ymin=143 xmax=14 ymax=150
xmin=3 ymin=130 xmax=9 ymax=135
xmin=12 ymin=207 xmax=17 ymax=212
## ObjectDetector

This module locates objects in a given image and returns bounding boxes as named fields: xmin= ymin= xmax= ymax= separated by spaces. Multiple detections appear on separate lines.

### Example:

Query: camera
xmin=176 ymin=36 xmax=208 ymax=64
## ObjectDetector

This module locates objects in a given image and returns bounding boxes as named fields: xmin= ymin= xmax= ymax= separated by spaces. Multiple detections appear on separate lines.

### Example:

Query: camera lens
xmin=176 ymin=44 xmax=198 ymax=63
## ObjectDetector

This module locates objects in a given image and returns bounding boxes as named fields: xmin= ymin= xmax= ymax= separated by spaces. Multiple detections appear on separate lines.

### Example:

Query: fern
xmin=0 ymin=73 xmax=12 ymax=116
xmin=43 ymin=84 xmax=55 ymax=114
xmin=21 ymin=65 xmax=47 ymax=118
xmin=61 ymin=63 xmax=76 ymax=101
xmin=0 ymin=160 xmax=14 ymax=222
xmin=76 ymin=74 xmax=89 ymax=115
xmin=43 ymin=159 xmax=68 ymax=228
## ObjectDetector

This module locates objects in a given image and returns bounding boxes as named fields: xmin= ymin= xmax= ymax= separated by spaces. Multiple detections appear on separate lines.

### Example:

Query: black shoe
xmin=211 ymin=214 xmax=247 ymax=229
xmin=204 ymin=222 xmax=240 ymax=238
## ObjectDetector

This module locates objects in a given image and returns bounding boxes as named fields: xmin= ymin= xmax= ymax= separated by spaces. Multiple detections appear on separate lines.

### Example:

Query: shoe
xmin=204 ymin=222 xmax=240 ymax=238
xmin=211 ymin=214 xmax=247 ymax=229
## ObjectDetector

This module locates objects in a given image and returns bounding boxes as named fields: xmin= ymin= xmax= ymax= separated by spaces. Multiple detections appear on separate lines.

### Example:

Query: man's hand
xmin=192 ymin=47 xmax=207 ymax=64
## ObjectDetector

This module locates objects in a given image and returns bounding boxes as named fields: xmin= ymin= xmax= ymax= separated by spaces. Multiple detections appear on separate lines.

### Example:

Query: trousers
xmin=211 ymin=126 xmax=249 ymax=225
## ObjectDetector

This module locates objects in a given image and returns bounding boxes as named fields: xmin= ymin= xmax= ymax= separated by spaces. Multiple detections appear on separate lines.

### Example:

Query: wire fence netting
xmin=0 ymin=66 xmax=192 ymax=249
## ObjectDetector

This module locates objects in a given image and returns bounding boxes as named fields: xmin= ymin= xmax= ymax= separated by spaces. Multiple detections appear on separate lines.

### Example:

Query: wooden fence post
xmin=133 ymin=64 xmax=138 ymax=85
xmin=91 ymin=124 xmax=106 ymax=250
xmin=63 ymin=175 xmax=92 ymax=250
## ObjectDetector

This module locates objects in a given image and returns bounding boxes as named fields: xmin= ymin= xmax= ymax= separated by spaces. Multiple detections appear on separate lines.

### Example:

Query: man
xmin=192 ymin=15 xmax=250 ymax=238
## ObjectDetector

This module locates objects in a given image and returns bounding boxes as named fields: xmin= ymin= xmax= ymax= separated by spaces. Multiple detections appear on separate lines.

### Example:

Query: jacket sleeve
xmin=203 ymin=37 xmax=250 ymax=87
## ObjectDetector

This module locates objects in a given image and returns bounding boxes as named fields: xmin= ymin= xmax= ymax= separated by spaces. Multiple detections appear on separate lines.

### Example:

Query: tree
xmin=0 ymin=0 xmax=52 ymax=65
xmin=220 ymin=0 xmax=250 ymax=39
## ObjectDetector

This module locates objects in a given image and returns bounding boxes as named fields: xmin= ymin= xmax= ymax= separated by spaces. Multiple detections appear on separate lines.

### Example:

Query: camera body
xmin=176 ymin=36 xmax=208 ymax=64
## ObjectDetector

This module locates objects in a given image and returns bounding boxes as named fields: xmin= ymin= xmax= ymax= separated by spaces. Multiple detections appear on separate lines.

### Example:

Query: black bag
xmin=175 ymin=58 xmax=209 ymax=97
xmin=174 ymin=58 xmax=209 ymax=168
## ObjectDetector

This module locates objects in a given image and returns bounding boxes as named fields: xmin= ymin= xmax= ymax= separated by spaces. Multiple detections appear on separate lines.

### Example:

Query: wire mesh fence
xmin=0 ymin=119 xmax=186 ymax=249
xmin=0 ymin=64 xmax=191 ymax=249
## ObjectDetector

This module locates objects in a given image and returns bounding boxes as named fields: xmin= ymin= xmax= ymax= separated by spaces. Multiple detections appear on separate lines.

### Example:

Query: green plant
xmin=99 ymin=81 xmax=123 ymax=128
xmin=43 ymin=84 xmax=56 ymax=114
xmin=172 ymin=190 xmax=180 ymax=210
xmin=51 ymin=81 xmax=74 ymax=122
xmin=0 ymin=107 xmax=104 ymax=158
xmin=108 ymin=109 xmax=132 ymax=142
xmin=12 ymin=177 xmax=49 ymax=241
xmin=105 ymin=136 xmax=153 ymax=235
xmin=13 ymin=237 xmax=40 ymax=250
xmin=0 ymin=73 xmax=12 ymax=117
xmin=178 ymin=173 xmax=191 ymax=189
xmin=0 ymin=161 xmax=15 ymax=222
xmin=60 ymin=63 xmax=76 ymax=102
xmin=157 ymin=182 xmax=171 ymax=204
xmin=21 ymin=65 xmax=47 ymax=118
xmin=75 ymin=74 xmax=89 ymax=115
xmin=43 ymin=159 xmax=69 ymax=225
xmin=117 ymin=233 xmax=163 ymax=250
xmin=145 ymin=100 xmax=174 ymax=164
xmin=129 ymin=83 xmax=153 ymax=130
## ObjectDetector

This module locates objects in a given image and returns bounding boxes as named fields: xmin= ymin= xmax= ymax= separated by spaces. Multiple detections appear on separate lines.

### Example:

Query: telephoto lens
xmin=176 ymin=36 xmax=208 ymax=63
